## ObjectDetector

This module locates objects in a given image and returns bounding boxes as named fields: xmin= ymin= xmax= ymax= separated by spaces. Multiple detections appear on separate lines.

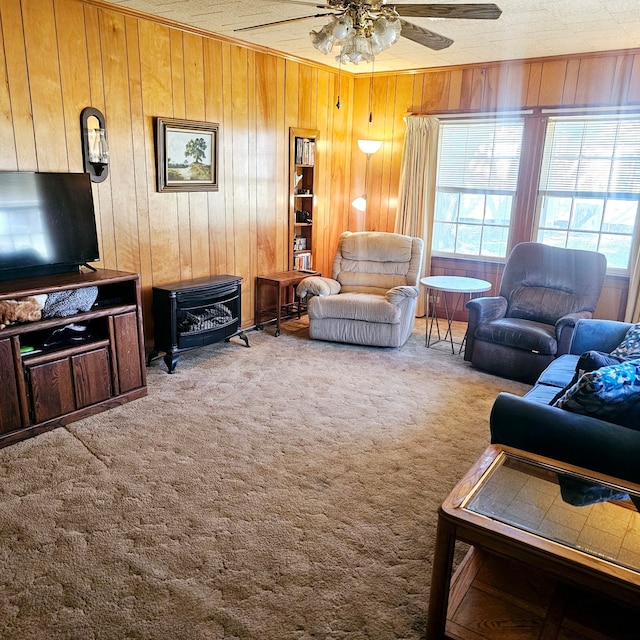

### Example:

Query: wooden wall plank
xmin=538 ymin=60 xmax=567 ymax=106
xmin=124 ymin=14 xmax=153 ymax=333
xmin=422 ymin=70 xmax=450 ymax=113
xmin=388 ymin=74 xmax=414 ymax=230
xmin=84 ymin=4 xmax=113 ymax=270
xmin=220 ymin=42 xmax=235 ymax=279
xmin=230 ymin=45 xmax=250 ymax=287
xmin=446 ymin=68 xmax=463 ymax=111
xmin=314 ymin=67 xmax=331 ymax=274
xmin=54 ymin=0 xmax=90 ymax=174
xmin=298 ymin=64 xmax=315 ymax=130
xmin=575 ymin=55 xmax=617 ymax=105
xmin=138 ymin=19 xmax=179 ymax=287
xmin=611 ymin=54 xmax=634 ymax=105
xmin=203 ymin=38 xmax=226 ymax=278
xmin=246 ymin=48 xmax=257 ymax=318
xmin=525 ymin=61 xmax=543 ymax=106
xmin=0 ymin=2 xmax=18 ymax=169
xmin=22 ymin=0 xmax=67 ymax=171
xmin=255 ymin=52 xmax=279 ymax=278
xmin=183 ymin=32 xmax=209 ymax=280
xmin=628 ymin=53 xmax=640 ymax=103
xmin=326 ymin=69 xmax=353 ymax=276
xmin=367 ymin=74 xmax=388 ymax=232
xmin=561 ymin=58 xmax=580 ymax=104
xmin=101 ymin=8 xmax=142 ymax=275
xmin=274 ymin=57 xmax=287 ymax=274
xmin=170 ymin=30 xmax=185 ymax=119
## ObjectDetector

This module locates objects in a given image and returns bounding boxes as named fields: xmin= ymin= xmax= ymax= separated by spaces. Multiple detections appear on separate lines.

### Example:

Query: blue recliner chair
xmin=465 ymin=242 xmax=607 ymax=384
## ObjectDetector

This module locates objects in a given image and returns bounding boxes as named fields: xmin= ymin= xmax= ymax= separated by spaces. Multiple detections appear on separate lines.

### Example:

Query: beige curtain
xmin=624 ymin=250 xmax=640 ymax=323
xmin=394 ymin=115 xmax=440 ymax=316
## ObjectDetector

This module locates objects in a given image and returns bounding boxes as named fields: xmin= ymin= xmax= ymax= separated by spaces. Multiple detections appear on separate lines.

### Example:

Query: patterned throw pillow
xmin=553 ymin=359 xmax=640 ymax=428
xmin=611 ymin=323 xmax=640 ymax=358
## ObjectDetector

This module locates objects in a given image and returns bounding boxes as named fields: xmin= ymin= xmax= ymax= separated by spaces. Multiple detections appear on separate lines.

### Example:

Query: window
xmin=432 ymin=111 xmax=640 ymax=273
xmin=433 ymin=119 xmax=524 ymax=259
xmin=536 ymin=116 xmax=640 ymax=271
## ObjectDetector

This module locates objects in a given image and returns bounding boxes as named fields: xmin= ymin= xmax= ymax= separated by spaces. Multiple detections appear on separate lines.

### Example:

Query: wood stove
xmin=149 ymin=274 xmax=249 ymax=373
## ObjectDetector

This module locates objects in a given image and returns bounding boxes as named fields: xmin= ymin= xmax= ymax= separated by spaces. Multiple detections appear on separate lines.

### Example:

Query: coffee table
xmin=420 ymin=276 xmax=491 ymax=353
xmin=426 ymin=445 xmax=640 ymax=639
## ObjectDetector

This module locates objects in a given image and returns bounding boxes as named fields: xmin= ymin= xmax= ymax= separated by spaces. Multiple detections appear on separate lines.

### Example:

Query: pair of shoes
xmin=42 ymin=323 xmax=94 ymax=349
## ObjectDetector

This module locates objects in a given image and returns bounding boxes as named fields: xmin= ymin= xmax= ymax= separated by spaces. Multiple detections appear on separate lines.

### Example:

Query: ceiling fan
xmin=235 ymin=2 xmax=502 ymax=64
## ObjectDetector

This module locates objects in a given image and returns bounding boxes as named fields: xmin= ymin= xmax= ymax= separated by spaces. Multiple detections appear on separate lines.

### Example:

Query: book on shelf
xmin=294 ymin=251 xmax=312 ymax=271
xmin=295 ymin=138 xmax=315 ymax=166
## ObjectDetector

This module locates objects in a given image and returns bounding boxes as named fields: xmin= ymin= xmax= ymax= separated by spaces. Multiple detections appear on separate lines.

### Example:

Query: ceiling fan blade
xmin=394 ymin=4 xmax=502 ymax=20
xmin=234 ymin=13 xmax=333 ymax=32
xmin=275 ymin=0 xmax=335 ymax=7
xmin=399 ymin=20 xmax=453 ymax=50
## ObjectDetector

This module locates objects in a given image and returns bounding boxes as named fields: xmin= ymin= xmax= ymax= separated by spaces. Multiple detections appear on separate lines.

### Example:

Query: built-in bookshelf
xmin=289 ymin=128 xmax=319 ymax=272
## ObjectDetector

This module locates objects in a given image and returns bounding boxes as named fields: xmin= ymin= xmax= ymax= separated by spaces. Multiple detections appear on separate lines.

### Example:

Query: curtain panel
xmin=394 ymin=115 xmax=440 ymax=316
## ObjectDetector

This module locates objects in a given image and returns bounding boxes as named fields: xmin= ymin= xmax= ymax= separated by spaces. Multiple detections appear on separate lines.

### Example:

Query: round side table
xmin=420 ymin=276 xmax=492 ymax=354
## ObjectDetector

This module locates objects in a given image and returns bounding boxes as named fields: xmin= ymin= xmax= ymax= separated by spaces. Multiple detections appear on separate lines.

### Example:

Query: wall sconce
xmin=352 ymin=139 xmax=382 ymax=211
xmin=80 ymin=107 xmax=109 ymax=183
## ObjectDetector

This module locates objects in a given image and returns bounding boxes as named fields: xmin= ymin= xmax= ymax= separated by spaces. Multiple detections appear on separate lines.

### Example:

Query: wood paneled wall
xmin=2 ymin=0 xmax=639 ymax=339
xmin=352 ymin=51 xmax=640 ymax=320
xmin=0 ymin=0 xmax=354 ymax=337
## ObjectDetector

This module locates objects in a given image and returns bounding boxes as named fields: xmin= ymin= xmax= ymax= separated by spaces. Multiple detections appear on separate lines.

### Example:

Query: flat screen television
xmin=0 ymin=171 xmax=100 ymax=281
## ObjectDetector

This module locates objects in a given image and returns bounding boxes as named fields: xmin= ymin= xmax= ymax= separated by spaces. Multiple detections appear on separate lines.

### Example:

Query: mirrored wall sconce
xmin=352 ymin=139 xmax=382 ymax=212
xmin=81 ymin=107 xmax=109 ymax=183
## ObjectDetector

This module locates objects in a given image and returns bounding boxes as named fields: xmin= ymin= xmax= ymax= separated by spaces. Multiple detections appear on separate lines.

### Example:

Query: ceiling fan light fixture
xmin=373 ymin=16 xmax=401 ymax=48
xmin=310 ymin=21 xmax=337 ymax=54
xmin=336 ymin=33 xmax=374 ymax=65
xmin=310 ymin=2 xmax=403 ymax=65
xmin=331 ymin=14 xmax=353 ymax=40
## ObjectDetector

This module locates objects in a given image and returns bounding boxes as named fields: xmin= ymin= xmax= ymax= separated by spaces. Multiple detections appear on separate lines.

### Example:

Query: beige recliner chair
xmin=296 ymin=231 xmax=424 ymax=347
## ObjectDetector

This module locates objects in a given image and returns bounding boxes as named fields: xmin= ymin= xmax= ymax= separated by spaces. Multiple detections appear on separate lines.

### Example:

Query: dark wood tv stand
xmin=0 ymin=268 xmax=147 ymax=448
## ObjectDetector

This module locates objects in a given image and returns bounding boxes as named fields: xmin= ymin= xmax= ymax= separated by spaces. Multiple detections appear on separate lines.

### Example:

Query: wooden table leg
xmin=275 ymin=281 xmax=284 ymax=337
xmin=426 ymin=514 xmax=458 ymax=640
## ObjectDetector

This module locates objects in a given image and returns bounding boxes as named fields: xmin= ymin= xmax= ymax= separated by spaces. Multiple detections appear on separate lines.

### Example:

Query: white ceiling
xmin=103 ymin=0 xmax=640 ymax=74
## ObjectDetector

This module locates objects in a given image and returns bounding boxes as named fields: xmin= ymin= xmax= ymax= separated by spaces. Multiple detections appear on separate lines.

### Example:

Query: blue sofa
xmin=490 ymin=318 xmax=640 ymax=485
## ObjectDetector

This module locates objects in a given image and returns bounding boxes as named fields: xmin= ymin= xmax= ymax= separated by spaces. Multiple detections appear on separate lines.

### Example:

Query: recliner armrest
xmin=465 ymin=296 xmax=508 ymax=323
xmin=554 ymin=311 xmax=592 ymax=355
xmin=464 ymin=296 xmax=508 ymax=362
xmin=385 ymin=285 xmax=419 ymax=306
xmin=296 ymin=276 xmax=341 ymax=300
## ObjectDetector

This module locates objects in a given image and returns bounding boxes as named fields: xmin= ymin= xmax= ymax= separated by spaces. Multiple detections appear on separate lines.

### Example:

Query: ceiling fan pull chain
xmin=368 ymin=59 xmax=374 ymax=123
xmin=336 ymin=57 xmax=342 ymax=109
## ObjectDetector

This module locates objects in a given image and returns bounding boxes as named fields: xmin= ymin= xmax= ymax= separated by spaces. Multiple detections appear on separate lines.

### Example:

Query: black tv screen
xmin=0 ymin=171 xmax=99 ymax=280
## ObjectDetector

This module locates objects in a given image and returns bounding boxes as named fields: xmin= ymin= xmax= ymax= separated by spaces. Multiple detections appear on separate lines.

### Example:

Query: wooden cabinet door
xmin=72 ymin=348 xmax=112 ymax=409
xmin=0 ymin=338 xmax=22 ymax=434
xmin=112 ymin=311 xmax=143 ymax=393
xmin=28 ymin=358 xmax=75 ymax=423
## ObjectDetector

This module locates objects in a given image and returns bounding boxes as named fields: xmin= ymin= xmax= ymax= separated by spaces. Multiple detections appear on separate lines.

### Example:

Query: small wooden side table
xmin=254 ymin=270 xmax=318 ymax=336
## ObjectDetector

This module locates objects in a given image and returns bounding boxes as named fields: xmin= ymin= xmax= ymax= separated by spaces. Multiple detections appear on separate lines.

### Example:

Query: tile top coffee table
xmin=420 ymin=276 xmax=491 ymax=353
xmin=426 ymin=445 xmax=640 ymax=639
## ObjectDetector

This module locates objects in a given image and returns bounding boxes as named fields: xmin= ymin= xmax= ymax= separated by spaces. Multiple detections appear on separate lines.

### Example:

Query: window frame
xmin=431 ymin=108 xmax=640 ymax=276
xmin=431 ymin=116 xmax=526 ymax=261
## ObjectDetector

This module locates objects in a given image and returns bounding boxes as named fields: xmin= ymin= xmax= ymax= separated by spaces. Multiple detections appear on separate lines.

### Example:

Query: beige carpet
xmin=0 ymin=317 xmax=528 ymax=640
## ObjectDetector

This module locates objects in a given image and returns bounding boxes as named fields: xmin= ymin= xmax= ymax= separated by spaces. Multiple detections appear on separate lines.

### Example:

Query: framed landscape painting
xmin=156 ymin=118 xmax=219 ymax=192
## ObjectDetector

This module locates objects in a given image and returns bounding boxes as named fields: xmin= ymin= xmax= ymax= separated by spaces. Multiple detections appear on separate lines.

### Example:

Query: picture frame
xmin=156 ymin=117 xmax=219 ymax=192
